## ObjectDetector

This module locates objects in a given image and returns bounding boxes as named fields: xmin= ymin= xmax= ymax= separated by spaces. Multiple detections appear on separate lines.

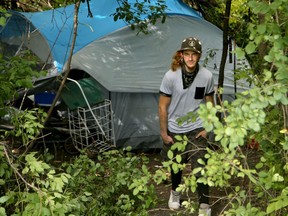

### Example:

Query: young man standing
xmin=158 ymin=37 xmax=215 ymax=216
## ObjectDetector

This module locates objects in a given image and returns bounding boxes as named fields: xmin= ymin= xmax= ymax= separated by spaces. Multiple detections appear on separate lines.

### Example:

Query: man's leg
xmin=171 ymin=170 xmax=182 ymax=191
xmin=161 ymin=131 xmax=187 ymax=210
xmin=168 ymin=170 xmax=182 ymax=210
xmin=186 ymin=129 xmax=211 ymax=215
xmin=197 ymin=183 xmax=209 ymax=204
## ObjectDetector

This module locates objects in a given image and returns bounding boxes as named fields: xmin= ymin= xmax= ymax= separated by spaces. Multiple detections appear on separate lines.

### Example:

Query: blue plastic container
xmin=34 ymin=92 xmax=56 ymax=106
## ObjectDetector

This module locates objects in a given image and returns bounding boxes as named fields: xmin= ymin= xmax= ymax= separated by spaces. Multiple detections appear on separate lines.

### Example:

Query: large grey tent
xmin=0 ymin=0 xmax=250 ymax=149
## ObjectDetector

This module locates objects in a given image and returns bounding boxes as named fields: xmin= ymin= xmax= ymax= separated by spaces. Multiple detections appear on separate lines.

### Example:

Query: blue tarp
xmin=15 ymin=0 xmax=201 ymax=70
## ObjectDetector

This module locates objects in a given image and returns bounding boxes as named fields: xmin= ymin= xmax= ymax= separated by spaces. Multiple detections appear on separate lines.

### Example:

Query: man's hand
xmin=161 ymin=133 xmax=174 ymax=144
xmin=195 ymin=130 xmax=208 ymax=139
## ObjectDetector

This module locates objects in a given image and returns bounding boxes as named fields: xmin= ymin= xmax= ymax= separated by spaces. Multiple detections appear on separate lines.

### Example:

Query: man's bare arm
xmin=195 ymin=94 xmax=215 ymax=139
xmin=158 ymin=95 xmax=173 ymax=144
xmin=205 ymin=94 xmax=215 ymax=106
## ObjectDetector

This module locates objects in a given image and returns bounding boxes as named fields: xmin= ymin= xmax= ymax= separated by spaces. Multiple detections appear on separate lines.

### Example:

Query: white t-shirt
xmin=159 ymin=66 xmax=214 ymax=133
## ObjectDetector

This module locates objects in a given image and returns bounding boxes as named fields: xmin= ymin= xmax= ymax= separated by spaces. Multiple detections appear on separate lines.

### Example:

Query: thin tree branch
xmin=26 ymin=1 xmax=81 ymax=152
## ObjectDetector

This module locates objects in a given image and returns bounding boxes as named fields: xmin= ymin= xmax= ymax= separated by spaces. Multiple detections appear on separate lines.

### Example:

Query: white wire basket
xmin=68 ymin=98 xmax=116 ymax=153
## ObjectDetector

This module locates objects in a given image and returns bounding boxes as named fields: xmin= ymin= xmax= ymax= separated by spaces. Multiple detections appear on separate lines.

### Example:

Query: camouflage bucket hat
xmin=178 ymin=37 xmax=202 ymax=54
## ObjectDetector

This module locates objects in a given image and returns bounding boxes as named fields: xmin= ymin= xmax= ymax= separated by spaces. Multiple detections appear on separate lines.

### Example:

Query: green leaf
xmin=272 ymin=173 xmax=284 ymax=182
xmin=225 ymin=127 xmax=234 ymax=136
xmin=236 ymin=128 xmax=246 ymax=138
xmin=281 ymin=95 xmax=288 ymax=105
xmin=51 ymin=177 xmax=65 ymax=192
xmin=221 ymin=137 xmax=229 ymax=147
xmin=172 ymin=163 xmax=179 ymax=173
xmin=0 ymin=207 xmax=5 ymax=216
xmin=215 ymin=134 xmax=223 ymax=141
xmin=267 ymin=201 xmax=281 ymax=214
xmin=0 ymin=196 xmax=10 ymax=204
xmin=61 ymin=174 xmax=70 ymax=183
xmin=204 ymin=122 xmax=213 ymax=132
xmin=263 ymin=70 xmax=272 ymax=80
xmin=197 ymin=158 xmax=205 ymax=165
xmin=282 ymin=139 xmax=288 ymax=150
xmin=176 ymin=155 xmax=182 ymax=163
xmin=206 ymin=101 xmax=213 ymax=109
xmin=192 ymin=167 xmax=202 ymax=175
xmin=245 ymin=42 xmax=256 ymax=54
xmin=236 ymin=47 xmax=245 ymax=59
xmin=54 ymin=192 xmax=63 ymax=198
xmin=237 ymin=172 xmax=244 ymax=178
xmin=22 ymin=167 xmax=29 ymax=175
xmin=0 ymin=179 xmax=5 ymax=185
xmin=268 ymin=97 xmax=277 ymax=105
xmin=273 ymin=89 xmax=282 ymax=101
xmin=0 ymin=17 xmax=6 ymax=27
xmin=167 ymin=150 xmax=173 ymax=159
xmin=257 ymin=24 xmax=266 ymax=34
xmin=276 ymin=66 xmax=288 ymax=80
xmin=133 ymin=188 xmax=139 ymax=196
xmin=255 ymin=162 xmax=263 ymax=169
xmin=174 ymin=135 xmax=183 ymax=141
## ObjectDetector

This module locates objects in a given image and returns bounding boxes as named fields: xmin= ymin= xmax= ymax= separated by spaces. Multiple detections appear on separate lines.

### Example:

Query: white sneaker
xmin=168 ymin=190 xmax=180 ymax=210
xmin=198 ymin=203 xmax=211 ymax=216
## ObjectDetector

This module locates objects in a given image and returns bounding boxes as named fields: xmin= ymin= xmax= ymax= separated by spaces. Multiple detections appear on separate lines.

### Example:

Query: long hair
xmin=170 ymin=51 xmax=183 ymax=71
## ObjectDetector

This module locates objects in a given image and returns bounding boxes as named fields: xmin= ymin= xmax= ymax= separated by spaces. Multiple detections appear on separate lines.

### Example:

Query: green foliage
xmin=0 ymin=51 xmax=46 ymax=110
xmin=246 ymin=0 xmax=288 ymax=77
xmin=198 ymin=0 xmax=251 ymax=47
xmin=160 ymin=135 xmax=189 ymax=175
xmin=0 ymin=149 xmax=73 ymax=215
xmin=112 ymin=0 xmax=167 ymax=34
xmin=0 ymin=11 xmax=10 ymax=27
xmin=5 ymin=108 xmax=47 ymax=146
xmin=224 ymin=202 xmax=266 ymax=216
xmin=0 ymin=145 xmax=13 ymax=187
xmin=62 ymin=149 xmax=156 ymax=215
xmin=0 ymin=147 xmax=156 ymax=215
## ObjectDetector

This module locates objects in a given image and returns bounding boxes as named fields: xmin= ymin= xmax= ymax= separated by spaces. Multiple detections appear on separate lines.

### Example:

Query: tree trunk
xmin=256 ymin=13 xmax=267 ymax=75
xmin=216 ymin=0 xmax=231 ymax=119
xmin=44 ymin=0 xmax=81 ymax=124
